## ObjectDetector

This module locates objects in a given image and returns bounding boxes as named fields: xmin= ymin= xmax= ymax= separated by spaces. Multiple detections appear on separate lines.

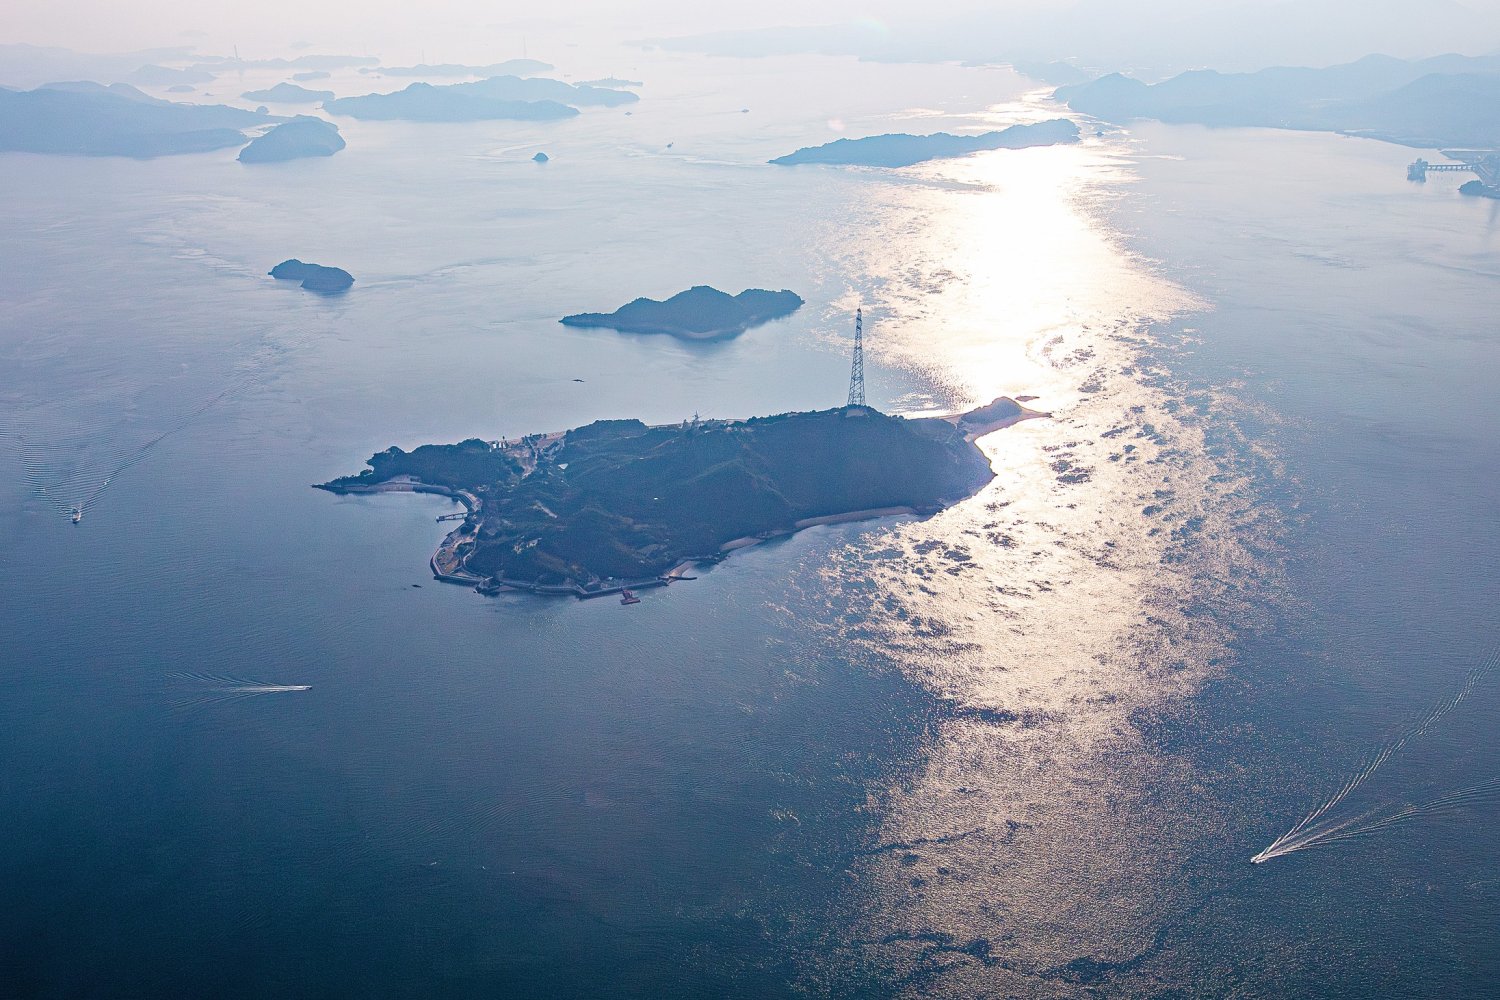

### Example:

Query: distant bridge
xmin=1408 ymin=152 xmax=1500 ymax=188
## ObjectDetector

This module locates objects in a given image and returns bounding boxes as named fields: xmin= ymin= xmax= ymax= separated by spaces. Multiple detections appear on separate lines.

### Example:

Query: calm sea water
xmin=1 ymin=50 xmax=1497 ymax=997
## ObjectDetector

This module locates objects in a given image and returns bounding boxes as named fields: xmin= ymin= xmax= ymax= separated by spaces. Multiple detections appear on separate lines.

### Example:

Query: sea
xmin=1 ymin=48 xmax=1498 ymax=998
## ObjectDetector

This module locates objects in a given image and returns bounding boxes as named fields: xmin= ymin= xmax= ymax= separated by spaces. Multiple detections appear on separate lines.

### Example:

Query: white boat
xmin=70 ymin=508 xmax=82 ymax=524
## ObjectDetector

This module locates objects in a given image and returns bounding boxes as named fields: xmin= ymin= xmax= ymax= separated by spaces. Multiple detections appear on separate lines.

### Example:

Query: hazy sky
xmin=7 ymin=0 xmax=975 ymax=56
xmin=6 ymin=0 xmax=1500 ymax=70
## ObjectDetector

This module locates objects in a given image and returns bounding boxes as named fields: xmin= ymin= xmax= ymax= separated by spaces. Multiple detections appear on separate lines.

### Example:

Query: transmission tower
xmin=847 ymin=307 xmax=865 ymax=407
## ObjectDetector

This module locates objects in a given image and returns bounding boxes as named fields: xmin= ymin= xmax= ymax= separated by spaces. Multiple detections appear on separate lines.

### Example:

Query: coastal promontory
xmin=561 ymin=286 xmax=803 ymax=340
xmin=770 ymin=119 xmax=1080 ymax=168
xmin=318 ymin=399 xmax=1030 ymax=591
xmin=270 ymin=259 xmax=354 ymax=293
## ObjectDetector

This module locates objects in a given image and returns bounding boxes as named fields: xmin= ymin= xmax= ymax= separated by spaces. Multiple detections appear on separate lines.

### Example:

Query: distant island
xmin=241 ymin=82 xmax=335 ymax=103
xmin=239 ymin=117 xmax=344 ymax=162
xmin=577 ymin=77 xmax=644 ymax=89
xmin=1460 ymin=179 xmax=1500 ymax=199
xmin=456 ymin=75 xmax=639 ymax=107
xmin=1056 ymin=53 xmax=1500 ymax=149
xmin=270 ymin=259 xmax=354 ymax=293
xmin=372 ymin=59 xmax=554 ymax=78
xmin=324 ymin=81 xmax=577 ymax=122
xmin=323 ymin=74 xmax=637 ymax=122
xmin=317 ymin=398 xmax=1040 ymax=593
xmin=0 ymin=81 xmax=269 ymax=157
xmin=770 ymin=118 xmax=1081 ymax=167
xmin=195 ymin=53 xmax=378 ymax=72
xmin=561 ymin=286 xmax=803 ymax=340
xmin=127 ymin=64 xmax=215 ymax=87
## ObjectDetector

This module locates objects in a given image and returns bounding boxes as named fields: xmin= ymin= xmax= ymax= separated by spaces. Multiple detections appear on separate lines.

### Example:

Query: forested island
xmin=561 ymin=286 xmax=803 ymax=340
xmin=317 ymin=398 xmax=1037 ymax=594
xmin=770 ymin=119 xmax=1080 ymax=167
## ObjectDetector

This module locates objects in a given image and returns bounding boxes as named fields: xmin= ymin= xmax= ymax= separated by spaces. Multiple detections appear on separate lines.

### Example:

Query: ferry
xmin=620 ymin=588 xmax=640 ymax=605
xmin=70 ymin=508 xmax=82 ymax=524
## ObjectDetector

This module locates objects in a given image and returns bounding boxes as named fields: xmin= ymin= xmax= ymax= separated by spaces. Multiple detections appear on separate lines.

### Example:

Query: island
xmin=373 ymin=59 xmax=554 ymax=78
xmin=323 ymin=81 xmax=578 ymax=122
xmin=770 ymin=118 xmax=1081 ymax=167
xmin=240 ymin=82 xmax=335 ymax=103
xmin=577 ymin=77 xmax=645 ymax=89
xmin=269 ymin=259 xmax=354 ymax=293
xmin=0 ymin=81 xmax=269 ymax=157
xmin=126 ymin=64 xmax=216 ymax=87
xmin=316 ymin=398 xmax=1042 ymax=595
xmin=1460 ymin=179 xmax=1500 ymax=199
xmin=238 ymin=116 xmax=345 ymax=162
xmin=532 ymin=151 xmax=550 ymax=162
xmin=1056 ymin=53 xmax=1500 ymax=149
xmin=457 ymin=75 xmax=639 ymax=107
xmin=561 ymin=286 xmax=803 ymax=340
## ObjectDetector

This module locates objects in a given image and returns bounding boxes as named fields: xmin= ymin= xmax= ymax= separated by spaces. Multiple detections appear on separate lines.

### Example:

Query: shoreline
xmin=317 ymin=399 xmax=1050 ymax=600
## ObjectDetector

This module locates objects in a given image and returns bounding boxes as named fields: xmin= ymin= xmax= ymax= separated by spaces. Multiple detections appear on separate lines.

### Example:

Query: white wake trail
xmin=1252 ymin=649 xmax=1498 ymax=864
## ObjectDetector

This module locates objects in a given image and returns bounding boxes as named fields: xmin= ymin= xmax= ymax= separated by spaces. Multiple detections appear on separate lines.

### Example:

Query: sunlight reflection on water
xmin=781 ymin=127 xmax=1292 ymax=990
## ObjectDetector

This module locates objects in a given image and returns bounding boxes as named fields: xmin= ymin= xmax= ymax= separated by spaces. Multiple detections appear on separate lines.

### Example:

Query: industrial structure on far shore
xmin=1407 ymin=151 xmax=1500 ymax=195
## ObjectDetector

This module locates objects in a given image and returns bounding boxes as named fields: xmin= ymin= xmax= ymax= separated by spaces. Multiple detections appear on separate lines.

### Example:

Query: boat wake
xmin=1252 ymin=648 xmax=1498 ymax=864
xmin=166 ymin=671 xmax=311 ymax=710
xmin=17 ymin=372 xmax=262 ymax=523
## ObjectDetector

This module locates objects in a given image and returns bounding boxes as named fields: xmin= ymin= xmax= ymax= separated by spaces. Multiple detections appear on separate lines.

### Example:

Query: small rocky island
xmin=270 ymin=259 xmax=354 ymax=293
xmin=239 ymin=117 xmax=345 ymax=162
xmin=317 ymin=399 xmax=1039 ymax=596
xmin=561 ymin=286 xmax=803 ymax=340
xmin=770 ymin=119 xmax=1080 ymax=168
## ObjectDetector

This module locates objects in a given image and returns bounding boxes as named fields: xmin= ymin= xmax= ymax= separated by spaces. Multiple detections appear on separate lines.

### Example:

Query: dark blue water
xmin=2 ymin=54 xmax=1498 ymax=997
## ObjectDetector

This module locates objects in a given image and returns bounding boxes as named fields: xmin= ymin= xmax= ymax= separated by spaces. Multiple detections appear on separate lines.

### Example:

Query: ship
xmin=620 ymin=588 xmax=640 ymax=605
xmin=70 ymin=508 xmax=82 ymax=524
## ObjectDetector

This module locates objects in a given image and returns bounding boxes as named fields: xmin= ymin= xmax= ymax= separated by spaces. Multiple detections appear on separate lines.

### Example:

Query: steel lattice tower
xmin=847 ymin=307 xmax=865 ymax=407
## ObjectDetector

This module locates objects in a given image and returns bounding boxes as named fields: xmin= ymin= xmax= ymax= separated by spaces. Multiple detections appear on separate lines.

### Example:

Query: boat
xmin=70 ymin=508 xmax=82 ymax=524
xmin=620 ymin=588 xmax=640 ymax=605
